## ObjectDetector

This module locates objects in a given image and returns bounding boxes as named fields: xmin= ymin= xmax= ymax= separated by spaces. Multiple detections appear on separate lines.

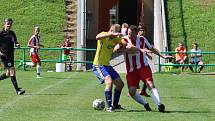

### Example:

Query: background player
xmin=27 ymin=26 xmax=44 ymax=78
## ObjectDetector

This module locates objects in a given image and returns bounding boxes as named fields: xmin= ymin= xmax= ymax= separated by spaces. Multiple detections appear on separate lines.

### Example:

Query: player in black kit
xmin=0 ymin=18 xmax=25 ymax=95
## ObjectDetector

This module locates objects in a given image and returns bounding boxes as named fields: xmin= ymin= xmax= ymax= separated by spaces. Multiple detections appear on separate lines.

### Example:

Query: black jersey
xmin=0 ymin=29 xmax=17 ymax=56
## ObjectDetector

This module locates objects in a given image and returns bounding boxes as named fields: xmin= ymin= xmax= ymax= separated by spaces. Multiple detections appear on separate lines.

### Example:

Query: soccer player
xmin=189 ymin=42 xmax=204 ymax=73
xmin=92 ymin=24 xmax=125 ymax=112
xmin=27 ymin=26 xmax=44 ymax=78
xmin=114 ymin=25 xmax=172 ymax=112
xmin=137 ymin=25 xmax=150 ymax=97
xmin=0 ymin=18 xmax=25 ymax=95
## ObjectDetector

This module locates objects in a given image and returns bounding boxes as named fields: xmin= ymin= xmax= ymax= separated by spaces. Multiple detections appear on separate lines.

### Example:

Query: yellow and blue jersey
xmin=93 ymin=32 xmax=122 ymax=66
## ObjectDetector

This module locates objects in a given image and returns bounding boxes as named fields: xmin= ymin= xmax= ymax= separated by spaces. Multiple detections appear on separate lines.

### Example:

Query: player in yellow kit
xmin=92 ymin=24 xmax=125 ymax=112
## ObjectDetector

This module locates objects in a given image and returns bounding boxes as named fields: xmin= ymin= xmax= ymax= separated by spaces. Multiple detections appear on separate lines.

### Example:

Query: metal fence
xmin=158 ymin=51 xmax=215 ymax=72
xmin=14 ymin=47 xmax=96 ymax=70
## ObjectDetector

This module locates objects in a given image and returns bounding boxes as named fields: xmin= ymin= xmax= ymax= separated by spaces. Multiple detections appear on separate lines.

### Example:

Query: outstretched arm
xmin=150 ymin=47 xmax=173 ymax=59
xmin=96 ymin=32 xmax=121 ymax=40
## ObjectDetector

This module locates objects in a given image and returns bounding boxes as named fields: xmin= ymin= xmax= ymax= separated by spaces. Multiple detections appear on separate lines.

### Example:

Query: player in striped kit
xmin=114 ymin=25 xmax=172 ymax=112
xmin=27 ymin=26 xmax=44 ymax=78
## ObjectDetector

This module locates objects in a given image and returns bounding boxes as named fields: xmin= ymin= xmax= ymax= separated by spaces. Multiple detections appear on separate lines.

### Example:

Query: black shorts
xmin=0 ymin=54 xmax=14 ymax=69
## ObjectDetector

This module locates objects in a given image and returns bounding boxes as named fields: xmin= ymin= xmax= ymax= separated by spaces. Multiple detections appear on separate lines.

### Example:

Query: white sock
xmin=151 ymin=88 xmax=161 ymax=106
xmin=36 ymin=65 xmax=41 ymax=76
xmin=131 ymin=91 xmax=148 ymax=105
xmin=25 ymin=62 xmax=34 ymax=66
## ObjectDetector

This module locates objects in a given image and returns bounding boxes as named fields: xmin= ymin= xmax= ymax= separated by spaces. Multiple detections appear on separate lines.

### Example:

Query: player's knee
xmin=129 ymin=88 xmax=136 ymax=96
xmin=105 ymin=80 xmax=113 ymax=88
xmin=118 ymin=81 xmax=124 ymax=89
xmin=6 ymin=72 xmax=10 ymax=77
xmin=32 ymin=63 xmax=36 ymax=67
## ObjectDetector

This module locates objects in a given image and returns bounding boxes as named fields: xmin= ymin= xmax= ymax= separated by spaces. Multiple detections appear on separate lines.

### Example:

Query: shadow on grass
xmin=114 ymin=109 xmax=157 ymax=113
xmin=117 ymin=109 xmax=210 ymax=114
xmin=44 ymin=76 xmax=75 ymax=79
xmin=26 ymin=93 xmax=68 ymax=96
xmin=165 ymin=110 xmax=211 ymax=114
xmin=162 ymin=96 xmax=202 ymax=100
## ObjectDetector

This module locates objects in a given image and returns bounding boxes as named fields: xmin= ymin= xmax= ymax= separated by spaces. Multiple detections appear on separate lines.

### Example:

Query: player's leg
xmin=109 ymin=66 xmax=124 ymax=109
xmin=34 ymin=54 xmax=41 ymax=78
xmin=127 ymin=70 xmax=151 ymax=111
xmin=146 ymin=81 xmax=165 ymax=112
xmin=8 ymin=67 xmax=25 ymax=95
xmin=0 ymin=72 xmax=9 ymax=80
xmin=104 ymin=76 xmax=114 ymax=112
xmin=36 ymin=61 xmax=41 ymax=78
xmin=92 ymin=65 xmax=113 ymax=112
xmin=139 ymin=82 xmax=150 ymax=97
xmin=112 ymin=77 xmax=124 ymax=109
xmin=0 ymin=56 xmax=9 ymax=81
xmin=141 ymin=66 xmax=165 ymax=112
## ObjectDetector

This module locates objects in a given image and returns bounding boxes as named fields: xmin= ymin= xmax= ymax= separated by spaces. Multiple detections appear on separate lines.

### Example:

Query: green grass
xmin=0 ymin=0 xmax=65 ymax=47
xmin=0 ymin=0 xmax=66 ymax=70
xmin=165 ymin=0 xmax=215 ymax=71
xmin=0 ymin=71 xmax=215 ymax=121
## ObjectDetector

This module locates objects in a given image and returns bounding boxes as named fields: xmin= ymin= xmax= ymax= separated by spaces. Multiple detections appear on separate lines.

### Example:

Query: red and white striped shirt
xmin=124 ymin=36 xmax=153 ymax=72
xmin=29 ymin=35 xmax=40 ymax=55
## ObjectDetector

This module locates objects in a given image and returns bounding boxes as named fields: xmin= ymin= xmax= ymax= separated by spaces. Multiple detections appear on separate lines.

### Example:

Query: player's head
xmin=109 ymin=24 xmax=121 ymax=33
xmin=178 ymin=42 xmax=184 ymax=48
xmin=137 ymin=25 xmax=146 ymax=36
xmin=4 ymin=18 xmax=13 ymax=31
xmin=121 ymin=23 xmax=128 ymax=36
xmin=192 ymin=42 xmax=198 ymax=49
xmin=128 ymin=25 xmax=137 ymax=37
xmin=34 ymin=26 xmax=40 ymax=35
xmin=121 ymin=23 xmax=128 ymax=28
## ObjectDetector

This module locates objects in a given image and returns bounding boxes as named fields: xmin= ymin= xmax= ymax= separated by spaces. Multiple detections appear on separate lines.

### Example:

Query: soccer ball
xmin=92 ymin=99 xmax=105 ymax=110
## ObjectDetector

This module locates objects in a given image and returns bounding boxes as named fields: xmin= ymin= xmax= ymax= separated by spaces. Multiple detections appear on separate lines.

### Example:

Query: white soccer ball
xmin=92 ymin=99 xmax=105 ymax=110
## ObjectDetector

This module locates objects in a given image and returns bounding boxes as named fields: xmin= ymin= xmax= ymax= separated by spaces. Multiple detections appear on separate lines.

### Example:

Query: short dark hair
xmin=4 ymin=18 xmax=13 ymax=23
xmin=129 ymin=25 xmax=138 ymax=32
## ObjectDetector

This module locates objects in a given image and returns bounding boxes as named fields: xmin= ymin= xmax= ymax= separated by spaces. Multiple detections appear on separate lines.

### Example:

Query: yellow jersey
xmin=93 ymin=32 xmax=122 ymax=65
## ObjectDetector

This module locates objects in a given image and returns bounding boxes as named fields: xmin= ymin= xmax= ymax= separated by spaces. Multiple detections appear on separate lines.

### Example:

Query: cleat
xmin=106 ymin=107 xmax=114 ymax=112
xmin=139 ymin=90 xmax=150 ymax=97
xmin=113 ymin=104 xmax=125 ymax=110
xmin=16 ymin=88 xmax=25 ymax=95
xmin=144 ymin=103 xmax=152 ymax=111
xmin=37 ymin=75 xmax=42 ymax=78
xmin=158 ymin=104 xmax=165 ymax=112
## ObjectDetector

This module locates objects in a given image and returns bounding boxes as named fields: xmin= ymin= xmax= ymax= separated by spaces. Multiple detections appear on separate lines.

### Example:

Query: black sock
xmin=11 ymin=76 xmax=19 ymax=91
xmin=113 ymin=89 xmax=121 ymax=107
xmin=0 ymin=73 xmax=8 ymax=80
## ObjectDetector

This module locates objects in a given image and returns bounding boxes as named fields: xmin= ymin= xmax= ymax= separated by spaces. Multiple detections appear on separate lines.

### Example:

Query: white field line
xmin=0 ymin=72 xmax=78 ymax=113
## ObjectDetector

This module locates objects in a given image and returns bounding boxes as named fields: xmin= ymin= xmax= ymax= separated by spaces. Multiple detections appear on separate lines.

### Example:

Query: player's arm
xmin=11 ymin=31 xmax=20 ymax=48
xmin=144 ymin=38 xmax=173 ymax=59
xmin=149 ymin=47 xmax=173 ymax=59
xmin=96 ymin=32 xmax=121 ymax=40
xmin=113 ymin=44 xmax=125 ymax=53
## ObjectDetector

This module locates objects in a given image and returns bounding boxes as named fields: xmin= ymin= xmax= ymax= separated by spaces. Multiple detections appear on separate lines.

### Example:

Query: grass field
xmin=0 ymin=71 xmax=215 ymax=121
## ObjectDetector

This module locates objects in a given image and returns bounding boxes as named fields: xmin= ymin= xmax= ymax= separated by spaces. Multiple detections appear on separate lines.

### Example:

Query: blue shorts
xmin=92 ymin=65 xmax=120 ymax=84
